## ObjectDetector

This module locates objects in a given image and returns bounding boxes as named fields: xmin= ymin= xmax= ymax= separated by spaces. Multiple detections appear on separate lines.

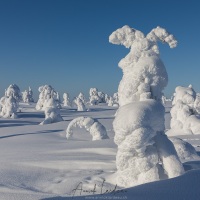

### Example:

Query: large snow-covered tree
xmin=109 ymin=25 xmax=184 ymax=187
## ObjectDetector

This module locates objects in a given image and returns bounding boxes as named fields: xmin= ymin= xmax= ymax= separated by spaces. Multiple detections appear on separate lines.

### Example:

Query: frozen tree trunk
xmin=109 ymin=25 xmax=184 ymax=187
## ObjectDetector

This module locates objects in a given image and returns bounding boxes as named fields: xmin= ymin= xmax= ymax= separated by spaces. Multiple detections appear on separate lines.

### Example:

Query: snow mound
xmin=169 ymin=137 xmax=200 ymax=161
xmin=66 ymin=117 xmax=109 ymax=141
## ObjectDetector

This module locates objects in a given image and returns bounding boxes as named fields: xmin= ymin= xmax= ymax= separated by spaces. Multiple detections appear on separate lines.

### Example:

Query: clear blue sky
xmin=0 ymin=0 xmax=199 ymax=99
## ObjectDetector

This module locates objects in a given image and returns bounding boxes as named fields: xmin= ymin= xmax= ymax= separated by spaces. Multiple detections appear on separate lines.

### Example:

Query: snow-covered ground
xmin=0 ymin=102 xmax=200 ymax=200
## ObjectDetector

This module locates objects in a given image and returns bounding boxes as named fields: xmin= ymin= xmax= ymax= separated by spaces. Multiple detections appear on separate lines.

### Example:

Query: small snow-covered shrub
xmin=74 ymin=97 xmax=86 ymax=111
xmin=78 ymin=92 xmax=86 ymax=104
xmin=110 ymin=25 xmax=184 ymax=187
xmin=108 ymin=97 xmax=114 ymax=107
xmin=22 ymin=87 xmax=34 ymax=103
xmin=105 ymin=94 xmax=110 ymax=104
xmin=0 ymin=84 xmax=20 ymax=118
xmin=170 ymin=85 xmax=200 ymax=134
xmin=63 ymin=93 xmax=71 ymax=107
xmin=169 ymin=137 xmax=199 ymax=162
xmin=89 ymin=88 xmax=100 ymax=105
xmin=40 ymin=97 xmax=63 ymax=125
xmin=98 ymin=91 xmax=106 ymax=103
xmin=113 ymin=92 xmax=119 ymax=104
xmin=66 ymin=117 xmax=109 ymax=140
xmin=28 ymin=87 xmax=34 ymax=102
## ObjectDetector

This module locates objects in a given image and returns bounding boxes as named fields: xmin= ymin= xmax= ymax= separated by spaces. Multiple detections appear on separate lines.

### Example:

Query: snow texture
xmin=169 ymin=137 xmax=200 ymax=162
xmin=66 ymin=116 xmax=109 ymax=140
xmin=170 ymin=86 xmax=200 ymax=135
xmin=110 ymin=25 xmax=184 ymax=187
xmin=0 ymin=84 xmax=20 ymax=118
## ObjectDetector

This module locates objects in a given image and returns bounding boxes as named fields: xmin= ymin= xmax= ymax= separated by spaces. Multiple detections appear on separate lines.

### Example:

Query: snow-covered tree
xmin=161 ymin=95 xmax=166 ymax=106
xmin=110 ymin=25 xmax=184 ymax=187
xmin=28 ymin=87 xmax=34 ymax=102
xmin=104 ymin=94 xmax=110 ymax=104
xmin=36 ymin=85 xmax=61 ymax=110
xmin=170 ymin=85 xmax=200 ymax=134
xmin=22 ymin=87 xmax=34 ymax=103
xmin=194 ymin=93 xmax=200 ymax=114
xmin=63 ymin=92 xmax=71 ymax=107
xmin=108 ymin=96 xmax=114 ymax=106
xmin=98 ymin=91 xmax=106 ymax=103
xmin=113 ymin=92 xmax=119 ymax=104
xmin=40 ymin=95 xmax=63 ymax=125
xmin=0 ymin=84 xmax=20 ymax=118
xmin=74 ymin=97 xmax=86 ymax=111
xmin=66 ymin=117 xmax=109 ymax=140
xmin=78 ymin=92 xmax=86 ymax=104
xmin=89 ymin=88 xmax=100 ymax=105
xmin=22 ymin=90 xmax=29 ymax=103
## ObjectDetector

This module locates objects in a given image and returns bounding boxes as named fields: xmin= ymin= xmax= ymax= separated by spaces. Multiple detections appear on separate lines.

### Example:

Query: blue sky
xmin=0 ymin=0 xmax=199 ymax=99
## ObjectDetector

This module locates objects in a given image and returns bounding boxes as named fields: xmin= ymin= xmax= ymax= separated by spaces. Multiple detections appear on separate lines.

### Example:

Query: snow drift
xmin=169 ymin=137 xmax=199 ymax=162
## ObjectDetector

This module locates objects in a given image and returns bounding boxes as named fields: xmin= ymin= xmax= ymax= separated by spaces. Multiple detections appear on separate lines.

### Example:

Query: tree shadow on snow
xmin=17 ymin=112 xmax=45 ymax=118
xmin=0 ymin=120 xmax=39 ymax=128
xmin=89 ymin=108 xmax=116 ymax=112
xmin=0 ymin=129 xmax=63 ymax=140
xmin=183 ymin=160 xmax=200 ymax=171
